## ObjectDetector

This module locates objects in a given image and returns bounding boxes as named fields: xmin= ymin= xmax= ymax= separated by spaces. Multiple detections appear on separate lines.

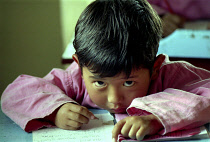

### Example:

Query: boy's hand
xmin=112 ymin=114 xmax=163 ymax=142
xmin=55 ymin=103 xmax=98 ymax=130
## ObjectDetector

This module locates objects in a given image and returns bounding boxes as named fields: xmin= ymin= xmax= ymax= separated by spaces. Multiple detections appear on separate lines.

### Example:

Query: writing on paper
xmin=33 ymin=113 xmax=114 ymax=142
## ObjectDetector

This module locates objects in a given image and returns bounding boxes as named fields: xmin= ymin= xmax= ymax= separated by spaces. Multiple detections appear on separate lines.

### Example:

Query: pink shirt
xmin=1 ymin=55 xmax=210 ymax=134
xmin=147 ymin=0 xmax=210 ymax=20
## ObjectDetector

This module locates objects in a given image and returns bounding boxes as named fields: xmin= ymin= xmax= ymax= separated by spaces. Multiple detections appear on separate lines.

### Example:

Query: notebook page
xmin=33 ymin=113 xmax=114 ymax=142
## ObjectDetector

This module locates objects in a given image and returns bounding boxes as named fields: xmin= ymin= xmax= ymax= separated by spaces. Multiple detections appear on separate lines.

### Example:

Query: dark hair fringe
xmin=73 ymin=0 xmax=162 ymax=78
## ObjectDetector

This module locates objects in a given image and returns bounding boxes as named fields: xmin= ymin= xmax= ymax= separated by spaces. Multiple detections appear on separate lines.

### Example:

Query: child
xmin=1 ymin=0 xmax=210 ymax=142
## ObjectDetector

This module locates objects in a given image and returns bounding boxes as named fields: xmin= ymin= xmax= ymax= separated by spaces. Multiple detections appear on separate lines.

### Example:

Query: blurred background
xmin=0 ymin=0 xmax=94 ymax=95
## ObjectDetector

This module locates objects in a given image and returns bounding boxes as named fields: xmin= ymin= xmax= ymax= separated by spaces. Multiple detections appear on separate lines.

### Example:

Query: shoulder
xmin=160 ymin=56 xmax=210 ymax=80
xmin=44 ymin=61 xmax=83 ymax=85
xmin=66 ymin=61 xmax=81 ymax=75
xmin=65 ymin=61 xmax=85 ymax=92
xmin=149 ymin=55 xmax=210 ymax=93
xmin=63 ymin=61 xmax=84 ymax=85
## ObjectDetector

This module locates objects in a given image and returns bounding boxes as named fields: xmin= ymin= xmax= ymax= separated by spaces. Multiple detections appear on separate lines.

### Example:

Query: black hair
xmin=73 ymin=0 xmax=162 ymax=78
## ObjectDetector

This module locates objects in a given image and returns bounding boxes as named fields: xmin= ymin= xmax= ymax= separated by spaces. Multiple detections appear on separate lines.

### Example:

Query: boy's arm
xmin=1 ymin=65 xmax=86 ymax=132
xmin=127 ymin=85 xmax=210 ymax=135
xmin=127 ymin=61 xmax=210 ymax=135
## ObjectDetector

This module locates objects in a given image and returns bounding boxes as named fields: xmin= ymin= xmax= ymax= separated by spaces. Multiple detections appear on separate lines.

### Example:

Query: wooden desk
xmin=170 ymin=57 xmax=210 ymax=71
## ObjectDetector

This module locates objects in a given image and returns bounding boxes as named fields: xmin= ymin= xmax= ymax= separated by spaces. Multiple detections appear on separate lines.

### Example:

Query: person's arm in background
xmin=160 ymin=13 xmax=185 ymax=37
xmin=148 ymin=0 xmax=210 ymax=37
xmin=147 ymin=0 xmax=185 ymax=37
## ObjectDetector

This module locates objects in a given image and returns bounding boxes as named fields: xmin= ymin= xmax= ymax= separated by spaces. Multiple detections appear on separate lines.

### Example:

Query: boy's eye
xmin=123 ymin=81 xmax=135 ymax=87
xmin=94 ymin=81 xmax=107 ymax=87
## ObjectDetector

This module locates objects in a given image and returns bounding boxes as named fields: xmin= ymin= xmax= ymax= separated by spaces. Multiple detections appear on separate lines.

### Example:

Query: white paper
xmin=33 ymin=113 xmax=114 ymax=142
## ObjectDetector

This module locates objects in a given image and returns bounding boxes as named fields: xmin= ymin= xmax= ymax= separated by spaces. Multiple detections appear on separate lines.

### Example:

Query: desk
xmin=62 ymin=41 xmax=75 ymax=64
xmin=0 ymin=107 xmax=108 ymax=142
xmin=62 ymin=30 xmax=210 ymax=71
xmin=1 ymin=105 xmax=210 ymax=142
xmin=157 ymin=30 xmax=210 ymax=71
xmin=0 ymin=108 xmax=32 ymax=142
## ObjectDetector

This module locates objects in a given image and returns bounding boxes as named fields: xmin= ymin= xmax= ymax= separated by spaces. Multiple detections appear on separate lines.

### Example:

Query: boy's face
xmin=82 ymin=67 xmax=151 ymax=114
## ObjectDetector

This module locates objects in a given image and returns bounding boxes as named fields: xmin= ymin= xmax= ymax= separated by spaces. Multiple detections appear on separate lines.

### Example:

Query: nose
xmin=107 ymin=86 xmax=124 ymax=104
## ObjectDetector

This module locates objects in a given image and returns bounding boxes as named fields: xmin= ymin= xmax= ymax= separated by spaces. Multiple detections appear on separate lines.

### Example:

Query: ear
xmin=72 ymin=54 xmax=84 ymax=78
xmin=72 ymin=54 xmax=79 ymax=64
xmin=151 ymin=54 xmax=165 ymax=80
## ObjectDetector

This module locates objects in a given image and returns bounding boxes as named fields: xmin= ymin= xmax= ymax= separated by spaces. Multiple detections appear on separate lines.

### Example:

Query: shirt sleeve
xmin=127 ymin=61 xmax=210 ymax=135
xmin=1 ymin=64 xmax=82 ymax=132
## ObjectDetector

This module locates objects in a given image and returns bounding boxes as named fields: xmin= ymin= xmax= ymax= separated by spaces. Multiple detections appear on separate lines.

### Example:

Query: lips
xmin=111 ymin=108 xmax=126 ymax=113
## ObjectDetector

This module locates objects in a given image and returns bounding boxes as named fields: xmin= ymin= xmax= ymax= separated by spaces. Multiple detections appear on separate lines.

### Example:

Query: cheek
xmin=126 ymin=91 xmax=143 ymax=101
xmin=126 ymin=82 xmax=150 ymax=101
xmin=86 ymin=86 xmax=107 ymax=107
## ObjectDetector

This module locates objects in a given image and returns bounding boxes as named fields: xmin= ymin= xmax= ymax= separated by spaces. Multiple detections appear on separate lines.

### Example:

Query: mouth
xmin=110 ymin=108 xmax=127 ymax=113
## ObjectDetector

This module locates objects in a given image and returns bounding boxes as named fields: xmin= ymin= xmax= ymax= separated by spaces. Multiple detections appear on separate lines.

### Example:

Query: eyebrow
xmin=89 ymin=75 xmax=104 ymax=80
xmin=89 ymin=75 xmax=138 ymax=80
xmin=120 ymin=75 xmax=139 ymax=80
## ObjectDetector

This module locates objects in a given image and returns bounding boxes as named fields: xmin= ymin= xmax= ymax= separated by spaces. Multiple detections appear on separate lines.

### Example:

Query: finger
xmin=136 ymin=127 xmax=149 ymax=141
xmin=121 ymin=122 xmax=132 ymax=138
xmin=128 ymin=125 xmax=140 ymax=140
xmin=61 ymin=125 xmax=79 ymax=130
xmin=68 ymin=103 xmax=97 ymax=120
xmin=58 ymin=120 xmax=81 ymax=130
xmin=66 ymin=119 xmax=83 ymax=128
xmin=68 ymin=110 xmax=89 ymax=124
xmin=112 ymin=120 xmax=126 ymax=141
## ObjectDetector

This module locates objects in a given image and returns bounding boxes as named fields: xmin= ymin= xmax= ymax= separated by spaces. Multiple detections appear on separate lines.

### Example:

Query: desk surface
xmin=0 ymin=107 xmax=209 ymax=142
xmin=0 ymin=108 xmax=108 ymax=142
xmin=157 ymin=30 xmax=210 ymax=59
xmin=0 ymin=108 xmax=32 ymax=142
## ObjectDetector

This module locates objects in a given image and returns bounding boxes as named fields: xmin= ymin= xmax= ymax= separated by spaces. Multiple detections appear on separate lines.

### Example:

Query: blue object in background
xmin=158 ymin=30 xmax=210 ymax=59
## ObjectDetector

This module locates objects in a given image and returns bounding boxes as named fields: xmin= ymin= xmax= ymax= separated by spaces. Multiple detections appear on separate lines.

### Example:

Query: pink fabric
xmin=127 ymin=59 xmax=210 ymax=134
xmin=1 ymin=62 xmax=99 ymax=132
xmin=1 ymin=54 xmax=210 ymax=134
xmin=147 ymin=0 xmax=210 ymax=20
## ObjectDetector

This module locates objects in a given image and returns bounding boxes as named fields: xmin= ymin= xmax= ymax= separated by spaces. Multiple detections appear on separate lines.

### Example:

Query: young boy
xmin=1 ymin=0 xmax=210 ymax=142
